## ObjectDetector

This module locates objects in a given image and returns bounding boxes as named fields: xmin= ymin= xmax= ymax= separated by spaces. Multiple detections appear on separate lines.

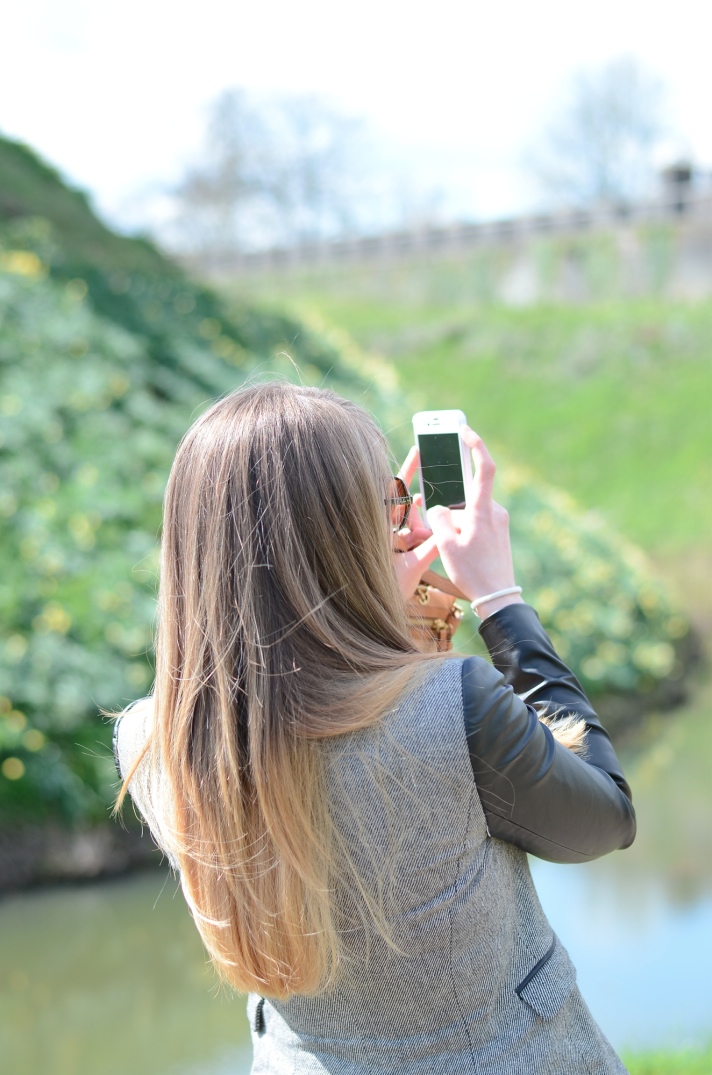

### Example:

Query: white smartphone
xmin=412 ymin=410 xmax=473 ymax=522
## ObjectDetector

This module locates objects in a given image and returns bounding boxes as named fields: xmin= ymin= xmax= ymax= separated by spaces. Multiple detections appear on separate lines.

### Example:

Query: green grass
xmin=624 ymin=1042 xmax=712 ymax=1074
xmin=227 ymin=264 xmax=712 ymax=557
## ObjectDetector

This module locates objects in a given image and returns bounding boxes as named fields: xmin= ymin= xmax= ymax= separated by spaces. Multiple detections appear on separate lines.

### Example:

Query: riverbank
xmin=2 ymin=599 xmax=705 ymax=894
xmin=0 ymin=652 xmax=700 ymax=894
xmin=0 ymin=820 xmax=160 ymax=893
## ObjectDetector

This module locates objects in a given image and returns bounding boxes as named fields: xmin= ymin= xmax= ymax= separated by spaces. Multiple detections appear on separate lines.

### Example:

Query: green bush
xmin=503 ymin=468 xmax=686 ymax=690
xmin=0 ymin=222 xmax=401 ymax=824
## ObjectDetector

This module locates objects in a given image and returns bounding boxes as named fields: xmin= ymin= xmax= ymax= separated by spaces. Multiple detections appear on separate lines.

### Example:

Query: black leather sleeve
xmin=462 ymin=603 xmax=636 ymax=863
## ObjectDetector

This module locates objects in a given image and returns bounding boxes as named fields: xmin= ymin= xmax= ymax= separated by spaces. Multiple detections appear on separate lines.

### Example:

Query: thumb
xmin=407 ymin=533 xmax=440 ymax=572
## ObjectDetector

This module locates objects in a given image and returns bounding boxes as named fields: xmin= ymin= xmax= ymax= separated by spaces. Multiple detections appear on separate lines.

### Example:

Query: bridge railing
xmin=182 ymin=192 xmax=712 ymax=277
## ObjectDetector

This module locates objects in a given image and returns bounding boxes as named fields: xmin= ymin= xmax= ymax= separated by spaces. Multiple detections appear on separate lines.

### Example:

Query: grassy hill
xmin=229 ymin=260 xmax=712 ymax=560
xmin=0 ymin=138 xmax=166 ymax=275
xmin=0 ymin=136 xmax=692 ymax=836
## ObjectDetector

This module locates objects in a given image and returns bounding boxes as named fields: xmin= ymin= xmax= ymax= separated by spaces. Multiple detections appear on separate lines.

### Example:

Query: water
xmin=533 ymin=677 xmax=712 ymax=1053
xmin=0 ymin=873 xmax=252 ymax=1075
xmin=1 ymin=680 xmax=710 ymax=1074
xmin=532 ymin=861 xmax=712 ymax=1051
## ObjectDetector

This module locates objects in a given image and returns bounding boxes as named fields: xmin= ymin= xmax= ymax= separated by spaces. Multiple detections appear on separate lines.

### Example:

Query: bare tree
xmin=171 ymin=90 xmax=275 ymax=258
xmin=170 ymin=89 xmax=368 ymax=257
xmin=266 ymin=93 xmax=366 ymax=242
xmin=529 ymin=56 xmax=668 ymax=208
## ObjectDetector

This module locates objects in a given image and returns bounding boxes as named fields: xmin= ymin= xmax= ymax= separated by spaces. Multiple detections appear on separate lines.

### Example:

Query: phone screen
xmin=418 ymin=432 xmax=467 ymax=510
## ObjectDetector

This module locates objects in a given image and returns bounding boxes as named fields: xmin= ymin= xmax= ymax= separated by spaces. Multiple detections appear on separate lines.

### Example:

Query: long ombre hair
xmin=118 ymin=383 xmax=432 ymax=998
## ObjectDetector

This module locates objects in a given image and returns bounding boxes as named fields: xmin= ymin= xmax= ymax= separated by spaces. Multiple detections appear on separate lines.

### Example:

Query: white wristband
xmin=470 ymin=586 xmax=522 ymax=617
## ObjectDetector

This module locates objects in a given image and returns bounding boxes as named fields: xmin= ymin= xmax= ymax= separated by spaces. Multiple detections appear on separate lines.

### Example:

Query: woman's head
xmin=162 ymin=382 xmax=412 ymax=694
xmin=143 ymin=382 xmax=426 ymax=998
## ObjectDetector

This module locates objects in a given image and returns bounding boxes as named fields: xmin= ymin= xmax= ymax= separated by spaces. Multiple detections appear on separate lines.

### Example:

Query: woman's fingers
xmin=394 ymin=462 xmax=432 ymax=538
xmin=427 ymin=503 xmax=456 ymax=534
xmin=407 ymin=432 xmax=521 ymax=611
xmin=395 ymin=431 xmax=516 ymax=606
xmin=393 ymin=524 xmax=431 ymax=554
xmin=427 ymin=505 xmax=461 ymax=549
xmin=407 ymin=493 xmax=429 ymax=535
xmin=461 ymin=426 xmax=496 ymax=505
xmin=393 ymin=533 xmax=439 ymax=598
xmin=397 ymin=446 xmax=419 ymax=486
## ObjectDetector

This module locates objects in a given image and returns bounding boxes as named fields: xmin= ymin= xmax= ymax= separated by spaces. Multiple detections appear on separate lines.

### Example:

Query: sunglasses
xmin=385 ymin=476 xmax=413 ymax=532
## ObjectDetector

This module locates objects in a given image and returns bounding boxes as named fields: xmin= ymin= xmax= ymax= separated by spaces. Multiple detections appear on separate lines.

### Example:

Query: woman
xmin=115 ymin=381 xmax=636 ymax=1074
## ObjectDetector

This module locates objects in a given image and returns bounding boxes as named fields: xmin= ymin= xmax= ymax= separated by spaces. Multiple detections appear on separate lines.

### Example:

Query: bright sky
xmin=3 ymin=0 xmax=710 ymax=232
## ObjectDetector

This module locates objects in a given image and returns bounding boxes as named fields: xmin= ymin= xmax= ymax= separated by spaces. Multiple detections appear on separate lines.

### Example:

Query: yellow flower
xmin=6 ymin=710 xmax=27 ymax=733
xmin=35 ymin=604 xmax=72 ymax=635
xmin=66 ymin=278 xmax=88 ymax=301
xmin=23 ymin=729 xmax=46 ymax=752
xmin=199 ymin=317 xmax=221 ymax=339
xmin=0 ymin=250 xmax=45 ymax=278
xmin=1 ymin=758 xmax=25 ymax=781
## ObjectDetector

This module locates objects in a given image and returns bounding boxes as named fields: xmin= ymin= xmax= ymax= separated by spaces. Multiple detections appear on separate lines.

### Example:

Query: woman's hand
xmin=427 ymin=428 xmax=524 ymax=617
xmin=392 ymin=447 xmax=439 ymax=599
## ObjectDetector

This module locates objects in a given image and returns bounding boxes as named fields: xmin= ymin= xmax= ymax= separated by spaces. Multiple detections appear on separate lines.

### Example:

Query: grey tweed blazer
xmin=246 ymin=656 xmax=627 ymax=1075
xmin=115 ymin=607 xmax=632 ymax=1074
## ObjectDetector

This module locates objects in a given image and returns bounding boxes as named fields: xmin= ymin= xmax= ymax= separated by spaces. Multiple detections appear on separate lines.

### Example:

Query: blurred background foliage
xmin=0 ymin=138 xmax=403 ymax=826
xmin=0 ymin=135 xmax=690 ymax=828
xmin=237 ymin=264 xmax=711 ymax=552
